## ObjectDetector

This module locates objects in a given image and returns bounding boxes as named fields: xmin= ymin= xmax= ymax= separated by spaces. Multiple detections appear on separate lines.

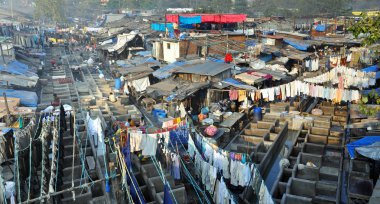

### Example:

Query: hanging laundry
xmin=222 ymin=154 xmax=230 ymax=179
xmin=230 ymin=160 xmax=239 ymax=186
xmin=141 ymin=133 xmax=157 ymax=156
xmin=129 ymin=131 xmax=144 ymax=152
xmin=171 ymin=153 xmax=181 ymax=179
xmin=305 ymin=59 xmax=311 ymax=68
xmin=131 ymin=77 xmax=150 ymax=92
xmin=311 ymin=58 xmax=319 ymax=71
xmin=268 ymin=88 xmax=275 ymax=101
xmin=229 ymin=90 xmax=238 ymax=100
xmin=238 ymin=90 xmax=246 ymax=102
xmin=164 ymin=182 xmax=174 ymax=204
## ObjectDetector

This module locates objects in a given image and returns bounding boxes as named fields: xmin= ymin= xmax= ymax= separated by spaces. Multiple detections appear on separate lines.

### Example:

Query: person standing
xmin=109 ymin=92 xmax=117 ymax=103
xmin=51 ymin=94 xmax=60 ymax=107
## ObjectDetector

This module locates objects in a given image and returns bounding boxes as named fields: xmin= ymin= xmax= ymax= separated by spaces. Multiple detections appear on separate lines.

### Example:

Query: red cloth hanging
xmin=166 ymin=14 xmax=247 ymax=24
xmin=224 ymin=53 xmax=233 ymax=63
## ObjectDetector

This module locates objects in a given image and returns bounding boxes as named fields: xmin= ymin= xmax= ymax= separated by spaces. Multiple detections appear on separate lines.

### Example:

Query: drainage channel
xmin=264 ymin=129 xmax=300 ymax=192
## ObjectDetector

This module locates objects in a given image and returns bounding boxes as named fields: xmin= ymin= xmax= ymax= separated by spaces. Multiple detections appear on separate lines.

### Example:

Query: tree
xmin=349 ymin=13 xmax=380 ymax=46
xmin=349 ymin=14 xmax=380 ymax=116
xmin=34 ymin=0 xmax=65 ymax=22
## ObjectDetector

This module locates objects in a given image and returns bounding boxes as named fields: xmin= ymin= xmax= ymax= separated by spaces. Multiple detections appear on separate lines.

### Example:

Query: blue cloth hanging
xmin=170 ymin=126 xmax=189 ymax=146
xmin=164 ymin=182 xmax=174 ymax=204
xmin=151 ymin=23 xmax=174 ymax=32
xmin=179 ymin=16 xmax=201 ymax=24
xmin=123 ymin=134 xmax=146 ymax=204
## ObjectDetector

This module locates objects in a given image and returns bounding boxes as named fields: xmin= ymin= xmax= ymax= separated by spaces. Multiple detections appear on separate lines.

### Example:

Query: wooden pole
xmin=3 ymin=92 xmax=11 ymax=126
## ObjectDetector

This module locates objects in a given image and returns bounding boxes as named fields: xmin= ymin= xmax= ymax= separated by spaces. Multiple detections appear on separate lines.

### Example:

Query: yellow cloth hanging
xmin=238 ymin=90 xmax=246 ymax=102
xmin=173 ymin=117 xmax=181 ymax=124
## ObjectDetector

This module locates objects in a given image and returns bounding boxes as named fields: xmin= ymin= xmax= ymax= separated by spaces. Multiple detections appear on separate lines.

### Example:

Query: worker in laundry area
xmin=108 ymin=92 xmax=117 ymax=103
xmin=51 ymin=94 xmax=61 ymax=106
xmin=139 ymin=116 xmax=145 ymax=127
xmin=124 ymin=118 xmax=136 ymax=127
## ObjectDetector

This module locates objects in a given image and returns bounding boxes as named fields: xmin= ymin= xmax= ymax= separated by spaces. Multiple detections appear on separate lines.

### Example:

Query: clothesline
xmin=188 ymin=130 xmax=274 ymax=204
xmin=230 ymin=79 xmax=361 ymax=103
xmin=303 ymin=65 xmax=376 ymax=89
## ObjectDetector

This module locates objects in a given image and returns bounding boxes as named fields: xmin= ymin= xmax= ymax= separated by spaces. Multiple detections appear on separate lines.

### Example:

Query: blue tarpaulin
xmin=153 ymin=61 xmax=186 ymax=79
xmin=207 ymin=57 xmax=224 ymax=63
xmin=145 ymin=57 xmax=158 ymax=63
xmin=0 ymin=61 xmax=36 ymax=76
xmin=0 ymin=89 xmax=38 ymax=107
xmin=347 ymin=136 xmax=380 ymax=159
xmin=223 ymin=78 xmax=244 ymax=85
xmin=361 ymin=65 xmax=380 ymax=79
xmin=179 ymin=16 xmax=201 ymax=24
xmin=283 ymin=39 xmax=310 ymax=51
xmin=136 ymin=51 xmax=151 ymax=57
xmin=362 ymin=65 xmax=378 ymax=72
xmin=259 ymin=54 xmax=272 ymax=62
xmin=151 ymin=23 xmax=174 ymax=32
xmin=316 ymin=24 xmax=326 ymax=32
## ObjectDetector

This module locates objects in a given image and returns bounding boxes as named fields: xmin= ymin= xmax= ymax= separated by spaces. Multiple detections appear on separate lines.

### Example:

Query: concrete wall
xmin=259 ymin=122 xmax=289 ymax=178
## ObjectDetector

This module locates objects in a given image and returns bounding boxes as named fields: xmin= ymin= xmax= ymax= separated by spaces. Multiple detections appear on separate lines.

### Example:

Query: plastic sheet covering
xmin=135 ymin=51 xmax=151 ymax=57
xmin=283 ymin=39 xmax=309 ymax=51
xmin=362 ymin=65 xmax=380 ymax=79
xmin=250 ymin=59 xmax=266 ymax=69
xmin=362 ymin=65 xmax=378 ymax=72
xmin=259 ymin=54 xmax=272 ymax=62
xmin=356 ymin=142 xmax=380 ymax=160
xmin=347 ymin=136 xmax=380 ymax=159
xmin=0 ymin=89 xmax=38 ymax=107
xmin=153 ymin=61 xmax=186 ymax=79
xmin=315 ymin=24 xmax=326 ymax=32
xmin=108 ymin=32 xmax=139 ymax=53
xmin=0 ymin=61 xmax=36 ymax=76
xmin=151 ymin=23 xmax=173 ymax=32
xmin=179 ymin=16 xmax=201 ymax=24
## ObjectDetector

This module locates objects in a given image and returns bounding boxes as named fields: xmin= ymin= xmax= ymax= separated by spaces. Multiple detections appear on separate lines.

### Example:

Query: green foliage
xmin=349 ymin=14 xmax=380 ymax=46
xmin=359 ymin=89 xmax=380 ymax=116
xmin=34 ymin=0 xmax=65 ymax=22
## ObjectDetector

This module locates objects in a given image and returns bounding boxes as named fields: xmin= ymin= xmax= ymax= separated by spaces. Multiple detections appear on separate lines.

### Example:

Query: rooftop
xmin=174 ymin=61 xmax=232 ymax=76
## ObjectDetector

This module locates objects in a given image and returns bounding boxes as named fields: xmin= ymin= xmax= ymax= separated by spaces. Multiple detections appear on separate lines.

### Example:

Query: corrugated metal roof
xmin=175 ymin=61 xmax=232 ymax=76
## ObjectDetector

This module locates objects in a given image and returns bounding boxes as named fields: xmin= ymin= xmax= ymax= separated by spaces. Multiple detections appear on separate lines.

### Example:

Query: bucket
xmin=253 ymin=107 xmax=262 ymax=122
